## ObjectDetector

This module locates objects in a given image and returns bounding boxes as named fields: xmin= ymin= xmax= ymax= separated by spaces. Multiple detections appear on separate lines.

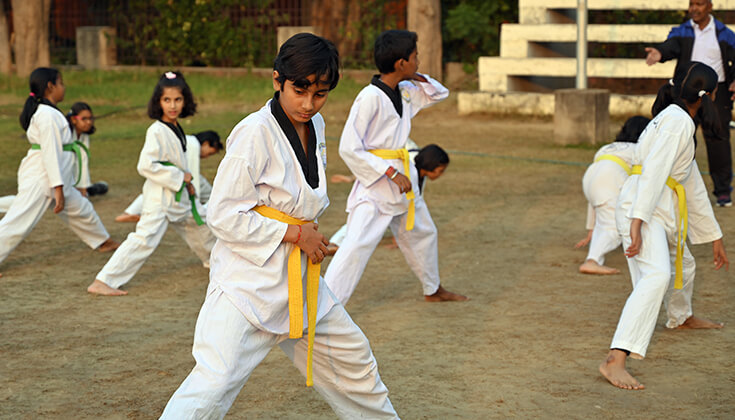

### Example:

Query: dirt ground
xmin=1 ymin=98 xmax=734 ymax=419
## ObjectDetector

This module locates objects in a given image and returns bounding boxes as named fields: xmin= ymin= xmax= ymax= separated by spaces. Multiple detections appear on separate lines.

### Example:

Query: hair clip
xmin=668 ymin=79 xmax=674 ymax=86
xmin=29 ymin=92 xmax=35 ymax=97
xmin=165 ymin=71 xmax=176 ymax=79
xmin=698 ymin=90 xmax=707 ymax=97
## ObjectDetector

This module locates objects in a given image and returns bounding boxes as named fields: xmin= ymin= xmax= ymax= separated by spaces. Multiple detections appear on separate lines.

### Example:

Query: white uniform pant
xmin=325 ymin=197 xmax=440 ymax=305
xmin=160 ymin=287 xmax=399 ymax=420
xmin=587 ymin=201 xmax=622 ymax=265
xmin=125 ymin=191 xmax=209 ymax=216
xmin=0 ymin=195 xmax=15 ymax=213
xmin=96 ymin=210 xmax=214 ymax=289
xmin=0 ymin=184 xmax=108 ymax=264
xmin=611 ymin=216 xmax=695 ymax=359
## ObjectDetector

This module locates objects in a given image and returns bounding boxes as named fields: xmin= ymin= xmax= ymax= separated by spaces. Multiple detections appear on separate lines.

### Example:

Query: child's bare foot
xmin=325 ymin=243 xmax=339 ymax=256
xmin=384 ymin=237 xmax=399 ymax=249
xmin=97 ymin=238 xmax=120 ymax=253
xmin=115 ymin=213 xmax=140 ymax=223
xmin=87 ymin=279 xmax=128 ymax=296
xmin=677 ymin=316 xmax=724 ymax=329
xmin=579 ymin=259 xmax=620 ymax=275
xmin=330 ymin=174 xmax=355 ymax=183
xmin=599 ymin=349 xmax=645 ymax=390
xmin=425 ymin=285 xmax=469 ymax=302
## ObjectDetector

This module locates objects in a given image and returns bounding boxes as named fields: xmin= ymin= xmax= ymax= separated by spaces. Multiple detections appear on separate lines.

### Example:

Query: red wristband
xmin=385 ymin=166 xmax=396 ymax=178
xmin=296 ymin=225 xmax=302 ymax=243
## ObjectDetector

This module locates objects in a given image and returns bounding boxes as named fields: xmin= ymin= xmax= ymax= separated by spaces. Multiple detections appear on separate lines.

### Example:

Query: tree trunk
xmin=11 ymin=0 xmax=50 ymax=77
xmin=309 ymin=0 xmax=362 ymax=59
xmin=407 ymin=0 xmax=442 ymax=80
xmin=0 ymin=6 xmax=12 ymax=74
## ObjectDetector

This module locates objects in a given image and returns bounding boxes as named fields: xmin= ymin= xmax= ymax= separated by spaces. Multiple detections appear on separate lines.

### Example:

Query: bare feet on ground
xmin=579 ymin=259 xmax=620 ymax=275
xmin=425 ymin=285 xmax=469 ymax=302
xmin=677 ymin=316 xmax=724 ymax=329
xmin=87 ymin=279 xmax=128 ymax=296
xmin=385 ymin=237 xmax=399 ymax=249
xmin=115 ymin=213 xmax=140 ymax=223
xmin=330 ymin=174 xmax=355 ymax=183
xmin=325 ymin=243 xmax=339 ymax=256
xmin=97 ymin=238 xmax=120 ymax=253
xmin=599 ymin=349 xmax=645 ymax=390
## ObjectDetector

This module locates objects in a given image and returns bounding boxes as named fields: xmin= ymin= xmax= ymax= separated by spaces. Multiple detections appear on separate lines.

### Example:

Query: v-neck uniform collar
xmin=371 ymin=75 xmax=403 ymax=117
xmin=270 ymin=91 xmax=319 ymax=189
xmin=159 ymin=120 xmax=187 ymax=152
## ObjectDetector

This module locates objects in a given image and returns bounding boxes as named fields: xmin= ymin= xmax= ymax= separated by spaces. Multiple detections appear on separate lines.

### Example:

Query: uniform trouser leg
xmin=611 ymin=218 xmax=671 ymax=359
xmin=0 ymin=185 xmax=51 ymax=264
xmin=124 ymin=194 xmax=144 ymax=216
xmin=161 ymin=288 xmax=399 ymax=420
xmin=56 ymin=186 xmax=109 ymax=249
xmin=324 ymin=202 xmax=393 ymax=305
xmin=170 ymin=215 xmax=215 ymax=267
xmin=586 ymin=201 xmax=621 ymax=266
xmin=0 ymin=195 xmax=16 ymax=213
xmin=664 ymin=243 xmax=695 ymax=328
xmin=701 ymin=82 xmax=733 ymax=197
xmin=390 ymin=196 xmax=440 ymax=295
xmin=96 ymin=211 xmax=169 ymax=289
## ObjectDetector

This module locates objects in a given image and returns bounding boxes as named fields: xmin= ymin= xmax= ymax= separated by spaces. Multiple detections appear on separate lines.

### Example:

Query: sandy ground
xmin=1 ymin=99 xmax=734 ymax=419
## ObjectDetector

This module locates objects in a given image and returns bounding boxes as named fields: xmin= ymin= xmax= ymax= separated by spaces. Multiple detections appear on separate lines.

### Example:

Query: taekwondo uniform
xmin=0 ymin=105 xmax=109 ymax=264
xmin=95 ymin=121 xmax=214 ymax=290
xmin=160 ymin=93 xmax=398 ymax=419
xmin=582 ymin=142 xmax=636 ymax=266
xmin=612 ymin=104 xmax=722 ymax=359
xmin=324 ymin=74 xmax=449 ymax=304
xmin=123 ymin=135 xmax=212 ymax=216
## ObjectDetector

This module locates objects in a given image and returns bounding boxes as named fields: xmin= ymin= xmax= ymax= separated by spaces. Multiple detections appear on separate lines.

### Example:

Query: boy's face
xmin=394 ymin=49 xmax=419 ymax=80
xmin=273 ymin=72 xmax=331 ymax=125
xmin=199 ymin=142 xmax=219 ymax=158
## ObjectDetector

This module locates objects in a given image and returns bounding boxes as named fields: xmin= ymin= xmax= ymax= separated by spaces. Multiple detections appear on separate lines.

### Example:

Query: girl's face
xmin=424 ymin=164 xmax=448 ymax=181
xmin=160 ymin=87 xmax=184 ymax=123
xmin=46 ymin=75 xmax=66 ymax=105
xmin=71 ymin=109 xmax=95 ymax=134
xmin=273 ymin=72 xmax=330 ymax=126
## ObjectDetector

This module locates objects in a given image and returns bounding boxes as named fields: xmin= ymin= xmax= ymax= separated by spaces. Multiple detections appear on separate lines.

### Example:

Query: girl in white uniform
xmin=599 ymin=62 xmax=729 ymax=390
xmin=325 ymin=30 xmax=466 ymax=304
xmin=88 ymin=71 xmax=215 ymax=296
xmin=0 ymin=68 xmax=117 ymax=277
xmin=161 ymin=34 xmax=398 ymax=419
xmin=576 ymin=116 xmax=650 ymax=275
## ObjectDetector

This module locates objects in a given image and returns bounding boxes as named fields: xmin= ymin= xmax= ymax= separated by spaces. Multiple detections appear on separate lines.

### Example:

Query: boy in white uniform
xmin=324 ymin=29 xmax=466 ymax=304
xmin=160 ymin=34 xmax=399 ymax=419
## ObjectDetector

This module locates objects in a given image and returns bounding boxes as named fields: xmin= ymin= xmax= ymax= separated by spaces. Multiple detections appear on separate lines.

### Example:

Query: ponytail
xmin=19 ymin=67 xmax=61 ymax=131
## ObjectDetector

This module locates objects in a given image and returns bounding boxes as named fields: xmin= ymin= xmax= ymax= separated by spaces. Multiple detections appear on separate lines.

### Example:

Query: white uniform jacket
xmin=137 ymin=121 xmax=195 ymax=222
xmin=339 ymin=74 xmax=448 ymax=216
xmin=21 ymin=104 xmax=75 ymax=193
xmin=205 ymin=99 xmax=336 ymax=335
xmin=185 ymin=135 xmax=203 ymax=198
xmin=73 ymin=129 xmax=92 ymax=189
xmin=583 ymin=142 xmax=636 ymax=230
xmin=618 ymin=104 xmax=721 ymax=244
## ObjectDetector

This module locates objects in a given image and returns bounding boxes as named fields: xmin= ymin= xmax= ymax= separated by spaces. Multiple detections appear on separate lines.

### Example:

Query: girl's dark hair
xmin=67 ymin=101 xmax=96 ymax=135
xmin=147 ymin=71 xmax=197 ymax=120
xmin=19 ymin=67 xmax=61 ymax=131
xmin=374 ymin=30 xmax=418 ymax=74
xmin=415 ymin=144 xmax=450 ymax=172
xmin=195 ymin=130 xmax=223 ymax=151
xmin=274 ymin=33 xmax=340 ymax=91
xmin=614 ymin=116 xmax=650 ymax=143
xmin=674 ymin=61 xmax=718 ymax=104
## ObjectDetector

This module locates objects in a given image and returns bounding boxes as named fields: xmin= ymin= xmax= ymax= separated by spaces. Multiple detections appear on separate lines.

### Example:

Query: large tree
xmin=11 ymin=0 xmax=51 ymax=77
xmin=0 ymin=5 xmax=11 ymax=74
xmin=408 ymin=0 xmax=441 ymax=79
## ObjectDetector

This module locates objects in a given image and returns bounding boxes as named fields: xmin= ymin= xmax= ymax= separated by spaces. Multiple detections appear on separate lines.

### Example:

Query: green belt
xmin=30 ymin=141 xmax=90 ymax=187
xmin=157 ymin=161 xmax=205 ymax=226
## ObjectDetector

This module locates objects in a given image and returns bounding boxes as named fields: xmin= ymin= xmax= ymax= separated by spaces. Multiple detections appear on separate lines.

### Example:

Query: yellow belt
xmin=595 ymin=154 xmax=631 ymax=175
xmin=369 ymin=148 xmax=415 ymax=230
xmin=253 ymin=205 xmax=320 ymax=387
xmin=631 ymin=165 xmax=688 ymax=289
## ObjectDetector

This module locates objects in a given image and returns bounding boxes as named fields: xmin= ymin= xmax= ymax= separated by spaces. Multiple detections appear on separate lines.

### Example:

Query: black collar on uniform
xmin=371 ymin=75 xmax=402 ymax=117
xmin=270 ymin=91 xmax=319 ymax=189
xmin=159 ymin=120 xmax=187 ymax=152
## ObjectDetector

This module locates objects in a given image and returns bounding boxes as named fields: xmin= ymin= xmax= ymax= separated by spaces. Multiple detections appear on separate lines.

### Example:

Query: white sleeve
xmin=683 ymin=160 xmax=722 ymax=244
xmin=186 ymin=136 xmax=201 ymax=196
xmin=205 ymin=121 xmax=288 ymax=267
xmin=76 ymin=133 xmax=92 ymax=188
xmin=36 ymin=112 xmax=65 ymax=188
xmin=338 ymin=94 xmax=392 ymax=187
xmin=402 ymin=73 xmax=449 ymax=118
xmin=586 ymin=203 xmax=595 ymax=231
xmin=136 ymin=126 xmax=185 ymax=192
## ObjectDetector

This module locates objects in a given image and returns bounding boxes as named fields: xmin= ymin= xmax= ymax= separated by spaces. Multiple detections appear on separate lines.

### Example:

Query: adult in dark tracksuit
xmin=645 ymin=0 xmax=735 ymax=207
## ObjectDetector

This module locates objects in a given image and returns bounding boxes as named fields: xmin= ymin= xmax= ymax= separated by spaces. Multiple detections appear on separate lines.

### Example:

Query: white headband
xmin=698 ymin=90 xmax=707 ymax=97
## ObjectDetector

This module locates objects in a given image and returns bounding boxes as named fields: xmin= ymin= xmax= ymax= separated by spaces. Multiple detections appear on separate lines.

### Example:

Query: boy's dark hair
xmin=614 ymin=116 xmax=650 ymax=143
xmin=374 ymin=30 xmax=418 ymax=74
xmin=67 ymin=102 xmax=96 ymax=135
xmin=273 ymin=33 xmax=340 ymax=91
xmin=147 ymin=71 xmax=197 ymax=120
xmin=195 ymin=130 xmax=223 ymax=151
xmin=20 ymin=67 xmax=61 ymax=131
xmin=415 ymin=144 xmax=449 ymax=172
